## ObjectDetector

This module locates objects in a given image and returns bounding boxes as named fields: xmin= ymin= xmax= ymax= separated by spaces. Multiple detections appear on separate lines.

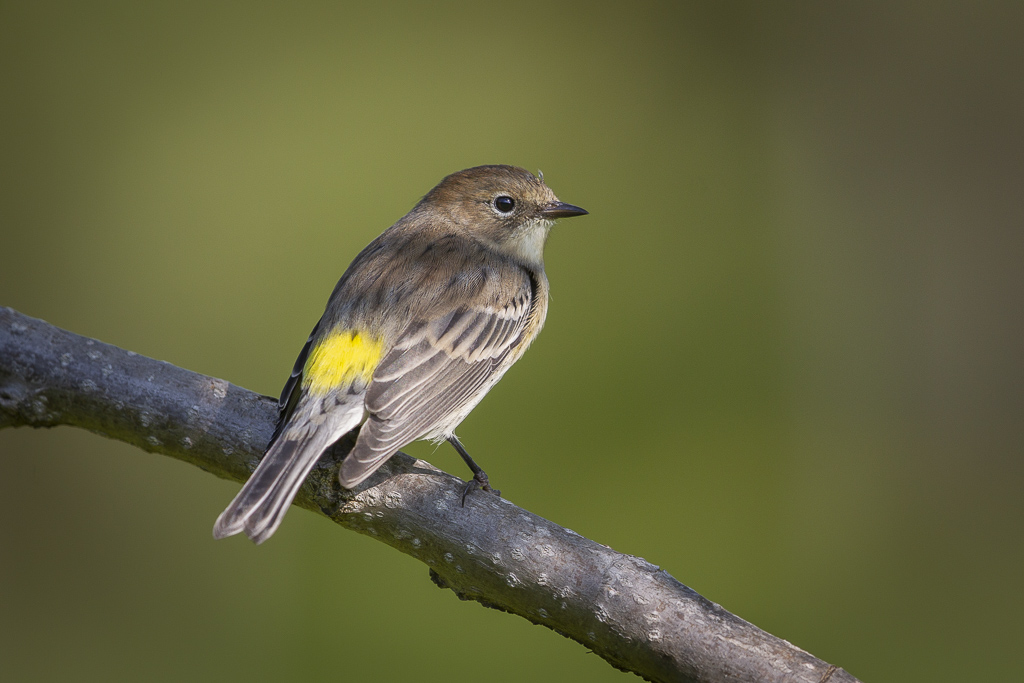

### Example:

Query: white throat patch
xmin=509 ymin=218 xmax=554 ymax=267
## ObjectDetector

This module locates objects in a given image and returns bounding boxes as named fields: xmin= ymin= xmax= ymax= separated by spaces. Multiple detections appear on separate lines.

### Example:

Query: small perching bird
xmin=213 ymin=165 xmax=587 ymax=543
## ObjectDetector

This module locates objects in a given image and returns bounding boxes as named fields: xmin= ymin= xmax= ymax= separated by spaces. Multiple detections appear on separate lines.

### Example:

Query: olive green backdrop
xmin=2 ymin=3 xmax=1021 ymax=681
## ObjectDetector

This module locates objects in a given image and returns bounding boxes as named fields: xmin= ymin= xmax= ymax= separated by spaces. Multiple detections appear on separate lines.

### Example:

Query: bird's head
xmin=418 ymin=165 xmax=587 ymax=267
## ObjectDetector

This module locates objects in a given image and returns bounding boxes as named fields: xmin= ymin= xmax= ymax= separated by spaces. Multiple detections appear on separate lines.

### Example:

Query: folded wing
xmin=338 ymin=279 xmax=533 ymax=487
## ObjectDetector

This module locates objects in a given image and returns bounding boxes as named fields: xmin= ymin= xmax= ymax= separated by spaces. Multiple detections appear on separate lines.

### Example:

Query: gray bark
xmin=0 ymin=306 xmax=860 ymax=683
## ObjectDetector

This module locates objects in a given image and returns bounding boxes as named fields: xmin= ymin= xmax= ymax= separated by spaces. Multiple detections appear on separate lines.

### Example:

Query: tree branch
xmin=0 ymin=306 xmax=859 ymax=683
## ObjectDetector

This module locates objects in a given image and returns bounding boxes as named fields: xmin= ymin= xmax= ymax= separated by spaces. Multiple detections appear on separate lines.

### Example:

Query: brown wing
xmin=338 ymin=276 xmax=533 ymax=487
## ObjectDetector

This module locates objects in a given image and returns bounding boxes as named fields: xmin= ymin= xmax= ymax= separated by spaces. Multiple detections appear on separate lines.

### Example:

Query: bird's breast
xmin=514 ymin=269 xmax=549 ymax=359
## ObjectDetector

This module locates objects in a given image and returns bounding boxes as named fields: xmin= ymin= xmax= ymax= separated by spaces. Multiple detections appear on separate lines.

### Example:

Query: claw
xmin=461 ymin=470 xmax=501 ymax=506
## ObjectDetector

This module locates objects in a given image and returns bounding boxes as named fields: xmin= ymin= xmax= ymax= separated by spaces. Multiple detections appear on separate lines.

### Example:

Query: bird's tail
xmin=213 ymin=399 xmax=363 ymax=544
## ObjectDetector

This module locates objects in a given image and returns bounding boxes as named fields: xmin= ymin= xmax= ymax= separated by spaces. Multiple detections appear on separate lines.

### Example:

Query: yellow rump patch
xmin=303 ymin=329 xmax=383 ymax=395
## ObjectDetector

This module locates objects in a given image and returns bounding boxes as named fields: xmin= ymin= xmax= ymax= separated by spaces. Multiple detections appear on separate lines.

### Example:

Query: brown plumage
xmin=214 ymin=165 xmax=586 ymax=543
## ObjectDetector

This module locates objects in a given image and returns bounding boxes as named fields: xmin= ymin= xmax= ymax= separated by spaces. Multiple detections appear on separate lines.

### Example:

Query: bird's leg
xmin=448 ymin=436 xmax=501 ymax=506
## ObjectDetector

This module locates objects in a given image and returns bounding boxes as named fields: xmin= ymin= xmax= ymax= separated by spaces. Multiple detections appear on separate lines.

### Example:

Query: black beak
xmin=540 ymin=201 xmax=588 ymax=219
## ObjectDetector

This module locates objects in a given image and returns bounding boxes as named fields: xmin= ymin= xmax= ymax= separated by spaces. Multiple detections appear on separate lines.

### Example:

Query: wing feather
xmin=269 ymin=318 xmax=321 ymax=446
xmin=338 ymin=270 xmax=535 ymax=488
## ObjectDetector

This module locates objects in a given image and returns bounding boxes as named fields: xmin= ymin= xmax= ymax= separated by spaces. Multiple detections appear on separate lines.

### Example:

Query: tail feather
xmin=213 ymin=399 xmax=363 ymax=543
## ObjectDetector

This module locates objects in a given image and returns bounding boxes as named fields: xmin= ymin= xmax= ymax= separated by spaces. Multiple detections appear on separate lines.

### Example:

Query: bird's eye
xmin=493 ymin=196 xmax=515 ymax=213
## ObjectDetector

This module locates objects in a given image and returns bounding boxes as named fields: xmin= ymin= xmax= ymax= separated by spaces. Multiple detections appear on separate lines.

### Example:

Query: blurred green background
xmin=2 ymin=2 xmax=1021 ymax=681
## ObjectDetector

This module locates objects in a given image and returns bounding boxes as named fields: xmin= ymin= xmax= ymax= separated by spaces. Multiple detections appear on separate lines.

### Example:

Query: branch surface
xmin=0 ymin=306 xmax=860 ymax=683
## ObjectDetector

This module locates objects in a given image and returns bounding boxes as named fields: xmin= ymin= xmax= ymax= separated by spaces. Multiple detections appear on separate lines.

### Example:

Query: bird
xmin=213 ymin=164 xmax=587 ymax=543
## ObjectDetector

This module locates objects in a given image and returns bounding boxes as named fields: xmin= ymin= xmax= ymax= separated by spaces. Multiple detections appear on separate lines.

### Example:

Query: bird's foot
xmin=461 ymin=470 xmax=501 ymax=507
